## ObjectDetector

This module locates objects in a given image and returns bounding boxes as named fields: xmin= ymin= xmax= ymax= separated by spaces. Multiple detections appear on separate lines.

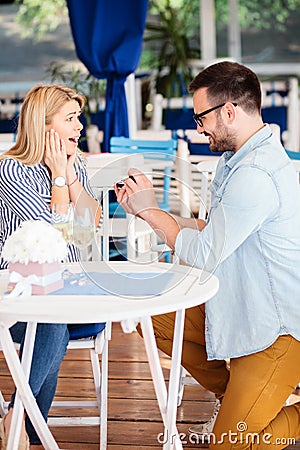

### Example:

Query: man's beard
xmin=207 ymin=118 xmax=237 ymax=153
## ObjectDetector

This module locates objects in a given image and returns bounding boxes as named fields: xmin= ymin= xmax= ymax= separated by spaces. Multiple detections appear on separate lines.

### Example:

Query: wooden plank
xmin=49 ymin=397 xmax=215 ymax=423
xmin=54 ymin=378 xmax=211 ymax=400
xmin=52 ymin=421 xmax=210 ymax=447
xmin=1 ymin=359 xmax=169 ymax=380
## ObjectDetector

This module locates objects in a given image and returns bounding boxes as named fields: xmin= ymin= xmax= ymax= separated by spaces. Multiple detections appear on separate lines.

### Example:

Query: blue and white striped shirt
xmin=0 ymin=154 xmax=100 ymax=269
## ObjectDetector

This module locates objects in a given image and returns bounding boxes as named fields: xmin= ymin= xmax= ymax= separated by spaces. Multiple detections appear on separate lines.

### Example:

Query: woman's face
xmin=46 ymin=100 xmax=83 ymax=156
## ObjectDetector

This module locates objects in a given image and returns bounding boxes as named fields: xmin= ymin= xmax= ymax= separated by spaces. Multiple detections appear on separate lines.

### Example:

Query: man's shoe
xmin=188 ymin=399 xmax=220 ymax=437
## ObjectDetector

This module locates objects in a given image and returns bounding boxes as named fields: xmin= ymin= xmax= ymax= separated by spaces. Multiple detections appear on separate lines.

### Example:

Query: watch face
xmin=53 ymin=176 xmax=66 ymax=187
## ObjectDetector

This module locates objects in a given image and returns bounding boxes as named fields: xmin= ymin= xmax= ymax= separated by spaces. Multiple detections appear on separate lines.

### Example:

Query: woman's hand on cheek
xmin=44 ymin=129 xmax=67 ymax=176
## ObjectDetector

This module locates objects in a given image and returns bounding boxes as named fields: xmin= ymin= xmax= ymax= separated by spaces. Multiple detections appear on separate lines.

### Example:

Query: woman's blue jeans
xmin=9 ymin=322 xmax=69 ymax=445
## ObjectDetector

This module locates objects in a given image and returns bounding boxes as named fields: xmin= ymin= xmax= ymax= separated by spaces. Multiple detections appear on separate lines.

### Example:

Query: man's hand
xmin=114 ymin=168 xmax=160 ymax=219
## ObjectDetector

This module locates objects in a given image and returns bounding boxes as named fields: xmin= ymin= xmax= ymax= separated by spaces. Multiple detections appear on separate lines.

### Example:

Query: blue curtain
xmin=67 ymin=0 xmax=148 ymax=151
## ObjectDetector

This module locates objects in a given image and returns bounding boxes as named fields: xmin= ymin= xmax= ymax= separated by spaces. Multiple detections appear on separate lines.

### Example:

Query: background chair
xmin=0 ymin=321 xmax=110 ymax=450
xmin=150 ymin=77 xmax=300 ymax=152
xmin=0 ymin=133 xmax=15 ymax=153
xmin=110 ymin=136 xmax=177 ymax=211
xmin=261 ymin=78 xmax=300 ymax=151
xmin=87 ymin=152 xmax=155 ymax=262
xmin=109 ymin=136 xmax=177 ymax=262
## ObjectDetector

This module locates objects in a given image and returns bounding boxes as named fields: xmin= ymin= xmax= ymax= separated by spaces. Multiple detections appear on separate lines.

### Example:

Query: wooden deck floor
xmin=1 ymin=323 xmax=300 ymax=449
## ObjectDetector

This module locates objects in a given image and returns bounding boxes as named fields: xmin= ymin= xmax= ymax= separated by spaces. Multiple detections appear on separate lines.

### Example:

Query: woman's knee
xmin=9 ymin=322 xmax=27 ymax=343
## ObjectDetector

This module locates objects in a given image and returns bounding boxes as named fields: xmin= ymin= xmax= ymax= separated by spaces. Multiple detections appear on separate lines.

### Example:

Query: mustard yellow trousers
xmin=139 ymin=306 xmax=300 ymax=449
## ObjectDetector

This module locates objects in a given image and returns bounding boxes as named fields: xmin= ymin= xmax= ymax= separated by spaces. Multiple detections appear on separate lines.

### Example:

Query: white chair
xmin=150 ymin=93 xmax=194 ymax=132
xmin=0 ymin=320 xmax=110 ymax=450
xmin=0 ymin=133 xmax=15 ymax=153
xmin=109 ymin=137 xmax=178 ymax=262
xmin=171 ymin=136 xmax=219 ymax=218
xmin=151 ymin=76 xmax=300 ymax=152
xmin=135 ymin=129 xmax=172 ymax=140
xmin=87 ymin=153 xmax=155 ymax=262
xmin=261 ymin=78 xmax=300 ymax=151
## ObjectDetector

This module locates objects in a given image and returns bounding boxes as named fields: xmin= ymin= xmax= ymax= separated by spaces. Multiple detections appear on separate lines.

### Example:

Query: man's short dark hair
xmin=189 ymin=61 xmax=261 ymax=114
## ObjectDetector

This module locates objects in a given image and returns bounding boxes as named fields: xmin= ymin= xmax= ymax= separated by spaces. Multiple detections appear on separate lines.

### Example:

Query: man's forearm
xmin=170 ymin=214 xmax=206 ymax=231
xmin=140 ymin=210 xmax=206 ymax=251
xmin=140 ymin=208 xmax=180 ymax=250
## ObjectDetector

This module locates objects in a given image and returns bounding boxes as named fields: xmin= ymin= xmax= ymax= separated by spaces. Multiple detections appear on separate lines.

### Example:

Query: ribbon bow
xmin=120 ymin=318 xmax=139 ymax=333
xmin=6 ymin=271 xmax=40 ymax=299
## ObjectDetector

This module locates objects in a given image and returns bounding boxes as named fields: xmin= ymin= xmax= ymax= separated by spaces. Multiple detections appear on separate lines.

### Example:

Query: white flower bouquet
xmin=3 ymin=220 xmax=68 ymax=296
xmin=2 ymin=220 xmax=67 ymax=264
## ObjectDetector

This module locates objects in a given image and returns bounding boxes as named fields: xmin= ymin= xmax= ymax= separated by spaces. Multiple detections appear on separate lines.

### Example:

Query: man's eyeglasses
xmin=193 ymin=102 xmax=237 ymax=128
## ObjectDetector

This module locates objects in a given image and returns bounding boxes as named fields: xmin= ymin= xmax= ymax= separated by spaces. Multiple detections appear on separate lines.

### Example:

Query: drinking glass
xmin=51 ymin=203 xmax=74 ymax=278
xmin=72 ymin=206 xmax=95 ymax=285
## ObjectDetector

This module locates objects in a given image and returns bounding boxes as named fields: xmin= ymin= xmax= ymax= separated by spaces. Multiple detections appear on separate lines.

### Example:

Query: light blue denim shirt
xmin=175 ymin=125 xmax=300 ymax=360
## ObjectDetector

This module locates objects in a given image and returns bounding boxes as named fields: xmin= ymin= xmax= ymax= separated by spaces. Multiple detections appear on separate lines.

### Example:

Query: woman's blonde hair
xmin=0 ymin=84 xmax=85 ymax=165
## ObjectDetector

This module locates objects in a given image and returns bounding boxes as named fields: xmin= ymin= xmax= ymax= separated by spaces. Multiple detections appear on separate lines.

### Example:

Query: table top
xmin=0 ymin=261 xmax=219 ymax=324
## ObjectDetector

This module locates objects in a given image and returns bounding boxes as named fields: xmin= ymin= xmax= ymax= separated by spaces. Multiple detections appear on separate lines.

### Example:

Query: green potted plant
xmin=144 ymin=0 xmax=200 ymax=98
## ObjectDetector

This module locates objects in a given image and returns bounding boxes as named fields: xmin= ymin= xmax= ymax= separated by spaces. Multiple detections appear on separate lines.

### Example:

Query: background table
xmin=0 ymin=261 xmax=219 ymax=449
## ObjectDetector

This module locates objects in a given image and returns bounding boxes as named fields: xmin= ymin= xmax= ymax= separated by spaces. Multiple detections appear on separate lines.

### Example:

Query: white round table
xmin=0 ymin=261 xmax=219 ymax=450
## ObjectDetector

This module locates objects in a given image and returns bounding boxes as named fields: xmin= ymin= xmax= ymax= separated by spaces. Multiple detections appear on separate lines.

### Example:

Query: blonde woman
xmin=0 ymin=84 xmax=102 ymax=449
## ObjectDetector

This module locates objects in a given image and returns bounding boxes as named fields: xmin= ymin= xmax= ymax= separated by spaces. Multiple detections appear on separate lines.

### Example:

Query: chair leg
xmin=90 ymin=349 xmax=102 ymax=413
xmin=177 ymin=366 xmax=186 ymax=407
xmin=92 ymin=324 xmax=110 ymax=450
xmin=100 ymin=336 xmax=109 ymax=450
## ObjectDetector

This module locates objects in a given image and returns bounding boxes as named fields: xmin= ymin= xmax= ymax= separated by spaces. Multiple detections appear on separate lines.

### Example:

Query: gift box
xmin=9 ymin=261 xmax=64 ymax=295
xmin=2 ymin=220 xmax=68 ymax=297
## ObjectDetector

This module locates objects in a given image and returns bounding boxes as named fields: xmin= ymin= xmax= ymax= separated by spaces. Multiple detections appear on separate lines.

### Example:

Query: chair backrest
xmin=135 ymin=129 xmax=173 ymax=140
xmin=151 ymin=94 xmax=194 ymax=132
xmin=0 ymin=133 xmax=15 ymax=153
xmin=261 ymin=78 xmax=300 ymax=151
xmin=285 ymin=149 xmax=300 ymax=185
xmin=86 ymin=152 xmax=145 ymax=183
xmin=110 ymin=136 xmax=177 ymax=212
xmin=285 ymin=149 xmax=300 ymax=161
xmin=292 ymin=160 xmax=300 ymax=185
xmin=196 ymin=151 xmax=300 ymax=221
xmin=110 ymin=136 xmax=176 ymax=160
xmin=88 ymin=153 xmax=145 ymax=260
xmin=196 ymin=159 xmax=218 ymax=220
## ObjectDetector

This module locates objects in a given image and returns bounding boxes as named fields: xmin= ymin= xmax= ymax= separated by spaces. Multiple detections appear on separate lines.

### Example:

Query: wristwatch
xmin=52 ymin=176 xmax=67 ymax=187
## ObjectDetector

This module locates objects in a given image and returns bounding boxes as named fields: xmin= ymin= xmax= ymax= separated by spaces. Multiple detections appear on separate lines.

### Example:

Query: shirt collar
xmin=224 ymin=124 xmax=272 ymax=169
